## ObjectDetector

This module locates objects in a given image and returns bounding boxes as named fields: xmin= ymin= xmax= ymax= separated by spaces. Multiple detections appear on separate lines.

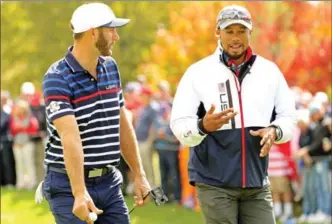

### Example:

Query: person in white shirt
xmin=170 ymin=5 xmax=296 ymax=224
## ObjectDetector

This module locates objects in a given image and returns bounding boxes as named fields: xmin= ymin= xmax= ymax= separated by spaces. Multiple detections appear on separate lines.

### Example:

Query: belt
xmin=48 ymin=166 xmax=114 ymax=178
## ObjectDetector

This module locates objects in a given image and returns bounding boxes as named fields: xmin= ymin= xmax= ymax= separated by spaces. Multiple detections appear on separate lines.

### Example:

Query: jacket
xmin=170 ymin=47 xmax=296 ymax=188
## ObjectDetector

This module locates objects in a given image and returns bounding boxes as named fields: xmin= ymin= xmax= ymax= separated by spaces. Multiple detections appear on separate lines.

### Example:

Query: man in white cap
xmin=20 ymin=82 xmax=36 ymax=103
xmin=40 ymin=3 xmax=150 ymax=224
xmin=171 ymin=4 xmax=296 ymax=224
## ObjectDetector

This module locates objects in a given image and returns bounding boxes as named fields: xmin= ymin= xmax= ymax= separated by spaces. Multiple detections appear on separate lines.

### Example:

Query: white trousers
xmin=138 ymin=140 xmax=155 ymax=187
xmin=13 ymin=142 xmax=36 ymax=189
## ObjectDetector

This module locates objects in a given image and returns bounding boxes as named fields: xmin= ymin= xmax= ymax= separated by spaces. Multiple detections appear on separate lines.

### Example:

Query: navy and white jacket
xmin=170 ymin=47 xmax=296 ymax=188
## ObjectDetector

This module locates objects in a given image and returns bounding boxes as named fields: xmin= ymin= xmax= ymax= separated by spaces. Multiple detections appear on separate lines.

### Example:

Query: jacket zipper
xmin=232 ymin=72 xmax=246 ymax=188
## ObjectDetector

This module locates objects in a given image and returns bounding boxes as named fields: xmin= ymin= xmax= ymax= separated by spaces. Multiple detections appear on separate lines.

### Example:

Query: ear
xmin=215 ymin=28 xmax=221 ymax=38
xmin=247 ymin=29 xmax=252 ymax=40
xmin=91 ymin=28 xmax=99 ymax=41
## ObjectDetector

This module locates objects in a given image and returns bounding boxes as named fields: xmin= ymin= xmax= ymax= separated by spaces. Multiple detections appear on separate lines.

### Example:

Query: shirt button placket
xmin=98 ymin=68 xmax=103 ymax=100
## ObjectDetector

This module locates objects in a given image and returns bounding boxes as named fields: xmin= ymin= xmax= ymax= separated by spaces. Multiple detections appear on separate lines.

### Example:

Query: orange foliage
xmin=138 ymin=1 xmax=331 ymax=94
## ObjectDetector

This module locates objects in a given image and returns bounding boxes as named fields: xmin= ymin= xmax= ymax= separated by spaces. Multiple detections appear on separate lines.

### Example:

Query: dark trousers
xmin=158 ymin=150 xmax=181 ymax=202
xmin=119 ymin=156 xmax=129 ymax=195
xmin=196 ymin=183 xmax=276 ymax=224
xmin=1 ymin=141 xmax=16 ymax=185
xmin=43 ymin=168 xmax=130 ymax=224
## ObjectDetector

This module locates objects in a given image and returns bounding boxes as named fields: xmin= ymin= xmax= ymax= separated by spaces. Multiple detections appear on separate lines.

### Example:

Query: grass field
xmin=1 ymin=188 xmax=203 ymax=224
xmin=2 ymin=188 xmax=317 ymax=224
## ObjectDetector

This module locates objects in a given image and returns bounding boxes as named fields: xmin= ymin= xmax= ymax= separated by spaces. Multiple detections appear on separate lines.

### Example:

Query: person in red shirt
xmin=10 ymin=99 xmax=39 ymax=190
xmin=268 ymin=141 xmax=298 ymax=221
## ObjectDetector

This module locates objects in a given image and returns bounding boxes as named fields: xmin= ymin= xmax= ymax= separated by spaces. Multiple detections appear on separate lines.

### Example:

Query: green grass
xmin=1 ymin=188 xmax=203 ymax=224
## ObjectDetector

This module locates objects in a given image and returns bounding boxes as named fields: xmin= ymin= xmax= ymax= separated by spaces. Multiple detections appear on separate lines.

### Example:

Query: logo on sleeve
xmin=183 ymin=130 xmax=192 ymax=138
xmin=49 ymin=101 xmax=60 ymax=113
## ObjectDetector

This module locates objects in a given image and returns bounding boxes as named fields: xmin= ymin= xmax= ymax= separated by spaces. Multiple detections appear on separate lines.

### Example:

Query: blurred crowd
xmin=1 ymin=78 xmax=331 ymax=223
xmin=1 ymin=82 xmax=46 ymax=190
xmin=268 ymin=87 xmax=332 ymax=223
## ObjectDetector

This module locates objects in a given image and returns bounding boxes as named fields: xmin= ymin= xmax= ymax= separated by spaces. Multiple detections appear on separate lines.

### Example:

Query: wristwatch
xmin=197 ymin=119 xmax=209 ymax=136
xmin=269 ymin=125 xmax=282 ymax=141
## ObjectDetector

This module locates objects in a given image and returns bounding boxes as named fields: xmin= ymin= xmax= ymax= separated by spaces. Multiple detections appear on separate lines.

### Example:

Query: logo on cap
xmin=217 ymin=5 xmax=252 ymax=30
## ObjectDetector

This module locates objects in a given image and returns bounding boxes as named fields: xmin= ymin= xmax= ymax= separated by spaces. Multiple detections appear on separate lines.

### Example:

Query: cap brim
xmin=219 ymin=19 xmax=252 ymax=30
xmin=101 ymin=18 xmax=130 ymax=28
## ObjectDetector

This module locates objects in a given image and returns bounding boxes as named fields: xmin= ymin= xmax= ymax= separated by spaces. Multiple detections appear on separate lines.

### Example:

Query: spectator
xmin=137 ymin=74 xmax=150 ymax=92
xmin=30 ymin=92 xmax=47 ymax=184
xmin=296 ymin=102 xmax=331 ymax=222
xmin=296 ymin=108 xmax=314 ymax=223
xmin=157 ymin=80 xmax=173 ymax=112
xmin=290 ymin=86 xmax=302 ymax=109
xmin=153 ymin=105 xmax=181 ymax=204
xmin=322 ymin=117 xmax=332 ymax=153
xmin=135 ymin=87 xmax=160 ymax=187
xmin=10 ymin=99 xmax=39 ymax=190
xmin=20 ymin=82 xmax=36 ymax=103
xmin=0 ymin=90 xmax=15 ymax=188
xmin=268 ymin=142 xmax=295 ymax=222
xmin=299 ymin=91 xmax=313 ymax=109
xmin=313 ymin=91 xmax=331 ymax=117
xmin=124 ymin=81 xmax=142 ymax=126
xmin=158 ymin=80 xmax=172 ymax=101
xmin=2 ymin=90 xmax=12 ymax=114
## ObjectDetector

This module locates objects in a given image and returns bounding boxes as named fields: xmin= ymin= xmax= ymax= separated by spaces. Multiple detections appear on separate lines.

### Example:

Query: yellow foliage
xmin=138 ymin=1 xmax=331 ymax=93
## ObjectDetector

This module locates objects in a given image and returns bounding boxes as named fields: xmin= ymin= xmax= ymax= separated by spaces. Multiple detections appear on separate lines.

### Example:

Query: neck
xmin=71 ymin=42 xmax=99 ymax=76
xmin=219 ymin=41 xmax=249 ymax=66
xmin=233 ymin=54 xmax=246 ymax=66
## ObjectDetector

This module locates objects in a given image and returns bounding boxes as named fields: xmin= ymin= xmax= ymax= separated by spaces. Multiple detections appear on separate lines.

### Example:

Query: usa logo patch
xmin=49 ymin=101 xmax=60 ymax=113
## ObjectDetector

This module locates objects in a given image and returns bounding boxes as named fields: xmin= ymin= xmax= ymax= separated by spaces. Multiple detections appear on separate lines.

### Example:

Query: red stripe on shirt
xmin=72 ymin=88 xmax=119 ymax=104
xmin=45 ymin=95 xmax=70 ymax=102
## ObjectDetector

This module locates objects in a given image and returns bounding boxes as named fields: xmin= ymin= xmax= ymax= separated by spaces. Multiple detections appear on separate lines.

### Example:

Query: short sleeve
xmin=118 ymin=88 xmax=124 ymax=107
xmin=43 ymin=72 xmax=74 ymax=122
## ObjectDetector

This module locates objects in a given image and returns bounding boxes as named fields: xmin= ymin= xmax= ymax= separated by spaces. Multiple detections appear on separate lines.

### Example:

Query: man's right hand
xmin=72 ymin=192 xmax=103 ymax=224
xmin=202 ymin=104 xmax=238 ymax=132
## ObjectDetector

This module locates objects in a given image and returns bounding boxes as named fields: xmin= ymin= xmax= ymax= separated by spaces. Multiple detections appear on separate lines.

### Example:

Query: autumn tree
xmin=1 ymin=1 xmax=175 ymax=96
xmin=138 ymin=1 xmax=331 ymax=94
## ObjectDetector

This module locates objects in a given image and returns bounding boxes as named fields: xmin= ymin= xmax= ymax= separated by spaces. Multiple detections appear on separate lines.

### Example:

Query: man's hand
xmin=133 ymin=175 xmax=151 ymax=207
xmin=303 ymin=153 xmax=313 ymax=166
xmin=157 ymin=129 xmax=166 ymax=139
xmin=250 ymin=127 xmax=277 ymax=157
xmin=202 ymin=104 xmax=238 ymax=132
xmin=72 ymin=191 xmax=103 ymax=224
xmin=322 ymin=137 xmax=332 ymax=152
xmin=295 ymin=147 xmax=309 ymax=159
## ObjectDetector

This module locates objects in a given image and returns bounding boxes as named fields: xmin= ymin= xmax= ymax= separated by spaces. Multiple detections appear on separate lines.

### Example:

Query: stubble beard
xmin=95 ymin=33 xmax=112 ymax=57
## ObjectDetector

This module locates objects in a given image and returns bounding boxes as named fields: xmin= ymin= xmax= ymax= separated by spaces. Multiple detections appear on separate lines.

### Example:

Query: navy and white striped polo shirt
xmin=43 ymin=47 xmax=124 ymax=169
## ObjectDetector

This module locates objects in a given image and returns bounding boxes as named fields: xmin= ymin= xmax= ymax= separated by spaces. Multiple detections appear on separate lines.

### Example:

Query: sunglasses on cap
xmin=217 ymin=9 xmax=252 ymax=28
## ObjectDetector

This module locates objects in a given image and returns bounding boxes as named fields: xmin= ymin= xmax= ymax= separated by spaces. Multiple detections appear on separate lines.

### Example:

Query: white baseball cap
xmin=314 ymin=91 xmax=329 ymax=104
xmin=217 ymin=5 xmax=252 ymax=31
xmin=21 ymin=82 xmax=35 ymax=95
xmin=71 ymin=3 xmax=130 ymax=34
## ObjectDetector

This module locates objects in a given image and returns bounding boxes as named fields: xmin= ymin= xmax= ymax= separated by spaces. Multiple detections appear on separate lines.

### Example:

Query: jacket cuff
xmin=197 ymin=119 xmax=209 ymax=136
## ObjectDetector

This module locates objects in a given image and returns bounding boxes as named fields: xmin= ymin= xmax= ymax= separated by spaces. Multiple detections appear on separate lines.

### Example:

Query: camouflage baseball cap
xmin=217 ymin=5 xmax=252 ymax=30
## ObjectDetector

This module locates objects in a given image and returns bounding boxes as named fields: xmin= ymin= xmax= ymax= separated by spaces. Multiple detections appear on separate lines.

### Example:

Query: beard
xmin=223 ymin=49 xmax=246 ymax=60
xmin=218 ymin=40 xmax=246 ymax=60
xmin=95 ymin=32 xmax=112 ymax=56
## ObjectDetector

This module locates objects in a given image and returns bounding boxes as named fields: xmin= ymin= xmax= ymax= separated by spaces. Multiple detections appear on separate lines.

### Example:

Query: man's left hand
xmin=295 ymin=147 xmax=309 ymax=159
xmin=133 ymin=175 xmax=151 ymax=207
xmin=250 ymin=127 xmax=277 ymax=157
